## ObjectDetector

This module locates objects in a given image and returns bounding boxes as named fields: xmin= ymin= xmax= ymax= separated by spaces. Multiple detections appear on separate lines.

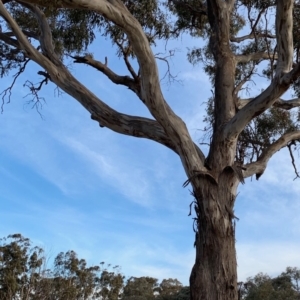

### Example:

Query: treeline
xmin=0 ymin=234 xmax=189 ymax=300
xmin=238 ymin=267 xmax=300 ymax=300
xmin=0 ymin=234 xmax=299 ymax=300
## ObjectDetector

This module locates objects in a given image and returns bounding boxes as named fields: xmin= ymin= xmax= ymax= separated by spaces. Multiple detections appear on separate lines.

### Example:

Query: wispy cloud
xmin=57 ymin=136 xmax=153 ymax=206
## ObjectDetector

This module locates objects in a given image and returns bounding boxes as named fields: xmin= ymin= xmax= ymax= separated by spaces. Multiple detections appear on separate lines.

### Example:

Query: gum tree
xmin=1 ymin=0 xmax=300 ymax=299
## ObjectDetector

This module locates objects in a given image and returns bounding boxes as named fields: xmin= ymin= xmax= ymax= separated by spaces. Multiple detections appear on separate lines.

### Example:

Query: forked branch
xmin=16 ymin=0 xmax=206 ymax=175
xmin=70 ymin=54 xmax=141 ymax=99
xmin=223 ymin=0 xmax=296 ymax=141
xmin=243 ymin=131 xmax=300 ymax=179
xmin=0 ymin=1 xmax=177 ymax=153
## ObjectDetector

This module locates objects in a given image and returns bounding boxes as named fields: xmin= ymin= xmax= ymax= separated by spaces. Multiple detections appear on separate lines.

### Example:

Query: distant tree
xmin=1 ymin=0 xmax=300 ymax=299
xmin=0 ymin=234 xmax=45 ymax=300
xmin=0 ymin=234 xmax=125 ymax=300
xmin=174 ymin=286 xmax=191 ymax=300
xmin=121 ymin=276 xmax=159 ymax=300
xmin=95 ymin=264 xmax=124 ymax=300
xmin=156 ymin=279 xmax=190 ymax=300
xmin=240 ymin=268 xmax=300 ymax=300
xmin=50 ymin=250 xmax=101 ymax=300
xmin=156 ymin=278 xmax=183 ymax=299
xmin=282 ymin=267 xmax=300 ymax=295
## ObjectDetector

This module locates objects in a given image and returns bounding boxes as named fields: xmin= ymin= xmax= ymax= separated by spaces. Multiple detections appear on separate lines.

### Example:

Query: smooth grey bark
xmin=1 ymin=0 xmax=300 ymax=299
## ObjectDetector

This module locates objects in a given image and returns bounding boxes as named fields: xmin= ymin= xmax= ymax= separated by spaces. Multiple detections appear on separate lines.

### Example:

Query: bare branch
xmin=0 ymin=1 xmax=175 ymax=151
xmin=3 ymin=30 xmax=39 ymax=40
xmin=233 ymin=62 xmax=256 ymax=100
xmin=10 ymin=0 xmax=206 ymax=176
xmin=115 ymin=40 xmax=138 ymax=80
xmin=0 ymin=31 xmax=21 ymax=48
xmin=231 ymin=32 xmax=276 ymax=43
xmin=287 ymin=143 xmax=300 ymax=180
xmin=23 ymin=78 xmax=48 ymax=117
xmin=224 ymin=59 xmax=300 ymax=141
xmin=238 ymin=97 xmax=300 ymax=110
xmin=155 ymin=50 xmax=179 ymax=84
xmin=224 ymin=78 xmax=282 ymax=140
xmin=235 ymin=52 xmax=277 ymax=63
xmin=1 ymin=58 xmax=30 ymax=112
xmin=70 ymin=54 xmax=141 ymax=99
xmin=243 ymin=131 xmax=300 ymax=178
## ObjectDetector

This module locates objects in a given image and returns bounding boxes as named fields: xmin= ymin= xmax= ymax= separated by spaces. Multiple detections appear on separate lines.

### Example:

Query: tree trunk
xmin=190 ymin=171 xmax=239 ymax=300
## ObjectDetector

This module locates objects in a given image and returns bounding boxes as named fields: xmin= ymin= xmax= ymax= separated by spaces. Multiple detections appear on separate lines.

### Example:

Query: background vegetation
xmin=0 ymin=234 xmax=299 ymax=300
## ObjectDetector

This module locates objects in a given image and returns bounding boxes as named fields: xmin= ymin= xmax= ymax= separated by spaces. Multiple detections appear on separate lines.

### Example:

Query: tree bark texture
xmin=190 ymin=173 xmax=239 ymax=300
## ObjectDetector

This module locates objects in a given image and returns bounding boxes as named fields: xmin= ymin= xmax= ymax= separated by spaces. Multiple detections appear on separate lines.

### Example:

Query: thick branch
xmin=238 ymin=97 xmax=300 ymax=110
xmin=70 ymin=54 xmax=141 ymax=99
xmin=0 ymin=32 xmax=20 ymax=48
xmin=18 ymin=0 xmax=206 ymax=176
xmin=224 ymin=80 xmax=285 ymax=139
xmin=3 ymin=30 xmax=39 ymax=40
xmin=20 ymin=2 xmax=61 ymax=66
xmin=5 ymin=0 xmax=206 ymax=176
xmin=235 ymin=52 xmax=277 ymax=63
xmin=0 ymin=1 xmax=208 ymax=165
xmin=0 ymin=1 xmax=46 ymax=64
xmin=224 ymin=60 xmax=300 ymax=140
xmin=224 ymin=0 xmax=295 ymax=139
xmin=243 ymin=131 xmax=300 ymax=178
xmin=275 ymin=0 xmax=293 ymax=76
xmin=0 ymin=1 xmax=177 ymax=152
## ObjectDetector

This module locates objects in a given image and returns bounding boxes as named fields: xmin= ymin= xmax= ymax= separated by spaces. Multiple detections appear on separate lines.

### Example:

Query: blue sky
xmin=0 ymin=33 xmax=300 ymax=286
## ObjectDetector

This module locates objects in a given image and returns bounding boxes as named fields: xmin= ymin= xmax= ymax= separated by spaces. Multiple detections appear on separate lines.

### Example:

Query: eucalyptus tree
xmin=0 ymin=234 xmax=45 ymax=300
xmin=239 ymin=269 xmax=300 ymax=300
xmin=1 ymin=0 xmax=300 ymax=299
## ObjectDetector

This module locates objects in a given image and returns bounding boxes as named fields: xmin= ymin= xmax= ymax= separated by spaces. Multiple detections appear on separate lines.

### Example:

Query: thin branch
xmin=243 ymin=131 xmax=300 ymax=178
xmin=154 ymin=50 xmax=179 ymax=85
xmin=233 ymin=62 xmax=256 ymax=99
xmin=287 ymin=143 xmax=300 ymax=180
xmin=23 ymin=79 xmax=48 ymax=117
xmin=69 ymin=54 xmax=141 ymax=99
xmin=1 ymin=58 xmax=30 ymax=112
xmin=115 ymin=39 xmax=138 ymax=80
xmin=231 ymin=32 xmax=276 ymax=43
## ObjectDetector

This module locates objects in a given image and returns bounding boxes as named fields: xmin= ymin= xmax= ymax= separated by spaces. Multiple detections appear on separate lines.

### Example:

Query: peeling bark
xmin=190 ymin=173 xmax=239 ymax=300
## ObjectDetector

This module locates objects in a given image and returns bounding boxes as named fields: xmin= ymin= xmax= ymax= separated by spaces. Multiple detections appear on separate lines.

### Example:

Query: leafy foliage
xmin=0 ymin=234 xmax=189 ymax=300
xmin=239 ymin=268 xmax=300 ymax=300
